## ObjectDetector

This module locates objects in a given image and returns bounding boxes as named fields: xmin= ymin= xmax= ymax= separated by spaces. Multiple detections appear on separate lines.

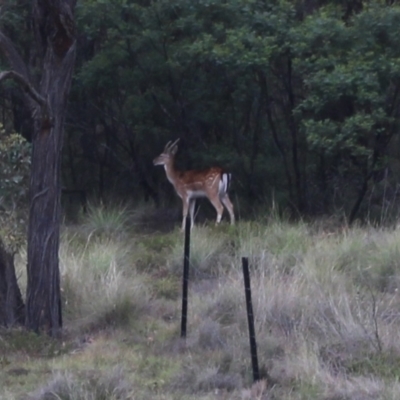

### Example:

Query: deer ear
xmin=171 ymin=144 xmax=178 ymax=155
xmin=163 ymin=141 xmax=172 ymax=152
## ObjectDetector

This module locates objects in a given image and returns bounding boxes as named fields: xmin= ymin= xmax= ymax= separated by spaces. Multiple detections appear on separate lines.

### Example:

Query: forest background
xmin=3 ymin=0 xmax=400 ymax=224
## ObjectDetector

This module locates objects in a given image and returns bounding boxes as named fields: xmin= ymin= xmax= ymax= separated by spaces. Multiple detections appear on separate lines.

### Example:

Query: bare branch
xmin=0 ymin=70 xmax=46 ymax=107
xmin=151 ymin=92 xmax=177 ymax=124
xmin=0 ymin=31 xmax=30 ymax=80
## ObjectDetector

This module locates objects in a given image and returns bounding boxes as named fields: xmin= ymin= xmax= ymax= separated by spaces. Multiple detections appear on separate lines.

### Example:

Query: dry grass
xmin=3 ymin=205 xmax=400 ymax=399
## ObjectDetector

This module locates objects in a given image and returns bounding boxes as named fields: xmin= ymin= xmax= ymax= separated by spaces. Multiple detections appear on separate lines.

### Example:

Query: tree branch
xmin=0 ymin=71 xmax=46 ymax=108
xmin=0 ymin=31 xmax=30 ymax=80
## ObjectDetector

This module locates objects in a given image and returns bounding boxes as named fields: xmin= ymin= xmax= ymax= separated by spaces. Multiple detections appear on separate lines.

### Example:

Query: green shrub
xmin=0 ymin=127 xmax=31 ymax=252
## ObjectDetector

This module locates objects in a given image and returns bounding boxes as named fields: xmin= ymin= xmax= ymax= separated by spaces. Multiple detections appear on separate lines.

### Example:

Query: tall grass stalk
xmin=60 ymin=226 xmax=149 ymax=332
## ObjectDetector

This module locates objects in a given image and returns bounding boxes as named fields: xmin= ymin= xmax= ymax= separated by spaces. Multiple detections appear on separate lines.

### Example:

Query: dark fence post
xmin=181 ymin=216 xmax=191 ymax=338
xmin=242 ymin=257 xmax=260 ymax=382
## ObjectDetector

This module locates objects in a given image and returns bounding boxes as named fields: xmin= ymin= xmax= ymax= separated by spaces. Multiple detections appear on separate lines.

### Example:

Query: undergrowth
xmin=3 ymin=204 xmax=400 ymax=399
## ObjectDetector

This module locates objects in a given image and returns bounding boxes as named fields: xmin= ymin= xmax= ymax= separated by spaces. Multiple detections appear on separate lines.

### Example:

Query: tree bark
xmin=25 ymin=0 xmax=76 ymax=336
xmin=0 ymin=0 xmax=76 ymax=336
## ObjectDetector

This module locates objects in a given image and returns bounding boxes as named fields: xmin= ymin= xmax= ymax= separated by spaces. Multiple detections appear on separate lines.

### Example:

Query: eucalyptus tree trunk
xmin=0 ymin=240 xmax=25 ymax=327
xmin=0 ymin=0 xmax=76 ymax=336
xmin=27 ymin=0 xmax=76 ymax=336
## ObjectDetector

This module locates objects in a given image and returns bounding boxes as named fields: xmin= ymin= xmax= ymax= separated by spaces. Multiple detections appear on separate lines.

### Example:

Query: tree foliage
xmin=3 ymin=0 xmax=400 ymax=223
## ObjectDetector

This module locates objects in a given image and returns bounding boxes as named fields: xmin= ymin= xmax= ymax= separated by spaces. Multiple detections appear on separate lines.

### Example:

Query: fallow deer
xmin=153 ymin=139 xmax=235 ymax=230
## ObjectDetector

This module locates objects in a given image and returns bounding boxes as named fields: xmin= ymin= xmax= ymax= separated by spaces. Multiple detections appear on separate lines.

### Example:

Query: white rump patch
xmin=219 ymin=173 xmax=231 ymax=195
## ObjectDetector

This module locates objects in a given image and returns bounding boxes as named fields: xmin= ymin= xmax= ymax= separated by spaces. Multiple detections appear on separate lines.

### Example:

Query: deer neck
xmin=164 ymin=160 xmax=179 ymax=186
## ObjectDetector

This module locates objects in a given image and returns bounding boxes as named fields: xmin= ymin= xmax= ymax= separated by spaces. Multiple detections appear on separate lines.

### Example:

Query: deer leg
xmin=209 ymin=197 xmax=224 ymax=225
xmin=181 ymin=197 xmax=189 ymax=231
xmin=220 ymin=194 xmax=235 ymax=225
xmin=189 ymin=199 xmax=196 ymax=229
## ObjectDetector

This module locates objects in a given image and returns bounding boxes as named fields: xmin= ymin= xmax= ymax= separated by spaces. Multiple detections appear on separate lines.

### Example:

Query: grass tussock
xmin=79 ymin=202 xmax=134 ymax=239
xmin=59 ymin=208 xmax=151 ymax=332
xmin=26 ymin=367 xmax=133 ymax=400
xmin=5 ymin=204 xmax=400 ymax=399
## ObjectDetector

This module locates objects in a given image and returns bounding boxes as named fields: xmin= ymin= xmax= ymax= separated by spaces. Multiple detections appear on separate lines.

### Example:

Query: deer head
xmin=153 ymin=139 xmax=180 ymax=166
